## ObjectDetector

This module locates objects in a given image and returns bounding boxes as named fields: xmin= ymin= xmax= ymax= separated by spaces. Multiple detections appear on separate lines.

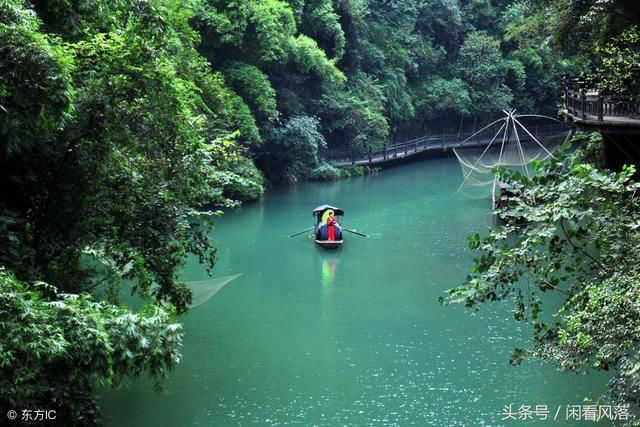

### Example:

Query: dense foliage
xmin=444 ymin=133 xmax=640 ymax=406
xmin=2 ymin=0 xmax=638 ymax=423
xmin=524 ymin=0 xmax=640 ymax=93
xmin=0 ymin=0 xmax=268 ymax=310
xmin=0 ymin=268 xmax=182 ymax=425
xmin=193 ymin=0 xmax=595 ymax=183
xmin=595 ymin=26 xmax=640 ymax=94
xmin=0 ymin=0 xmax=258 ymax=421
xmin=440 ymin=0 xmax=640 ymax=412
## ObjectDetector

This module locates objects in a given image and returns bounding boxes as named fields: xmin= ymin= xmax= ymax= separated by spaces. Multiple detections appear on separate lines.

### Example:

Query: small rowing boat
xmin=313 ymin=204 xmax=344 ymax=249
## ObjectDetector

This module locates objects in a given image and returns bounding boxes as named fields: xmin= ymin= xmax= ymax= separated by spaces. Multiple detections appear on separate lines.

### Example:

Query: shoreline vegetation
xmin=1 ymin=0 xmax=639 ymax=424
xmin=445 ymin=132 xmax=640 ymax=411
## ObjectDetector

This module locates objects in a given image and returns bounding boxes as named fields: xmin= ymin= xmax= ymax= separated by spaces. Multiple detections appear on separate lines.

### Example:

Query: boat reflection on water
xmin=313 ymin=239 xmax=342 ymax=299
xmin=321 ymin=258 xmax=338 ymax=291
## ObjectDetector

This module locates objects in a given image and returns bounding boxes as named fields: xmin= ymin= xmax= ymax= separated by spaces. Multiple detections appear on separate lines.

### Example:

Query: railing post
xmin=598 ymin=95 xmax=604 ymax=121
xmin=568 ymin=92 xmax=572 ymax=114
xmin=581 ymin=92 xmax=587 ymax=119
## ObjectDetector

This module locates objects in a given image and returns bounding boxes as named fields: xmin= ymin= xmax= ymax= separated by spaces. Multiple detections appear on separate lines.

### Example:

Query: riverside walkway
xmin=329 ymin=124 xmax=568 ymax=167
xmin=562 ymin=89 xmax=640 ymax=135
xmin=332 ymin=87 xmax=640 ymax=167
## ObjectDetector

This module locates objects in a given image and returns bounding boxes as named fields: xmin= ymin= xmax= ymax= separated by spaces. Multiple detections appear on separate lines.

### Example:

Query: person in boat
xmin=316 ymin=221 xmax=328 ymax=240
xmin=326 ymin=211 xmax=337 ymax=241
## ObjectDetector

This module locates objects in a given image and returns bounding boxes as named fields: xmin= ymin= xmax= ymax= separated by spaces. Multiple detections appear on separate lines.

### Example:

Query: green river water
xmin=101 ymin=156 xmax=612 ymax=426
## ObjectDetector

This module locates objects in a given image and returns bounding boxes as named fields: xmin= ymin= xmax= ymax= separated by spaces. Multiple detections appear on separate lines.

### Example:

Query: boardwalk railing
xmin=564 ymin=89 xmax=640 ymax=121
xmin=328 ymin=124 xmax=568 ymax=166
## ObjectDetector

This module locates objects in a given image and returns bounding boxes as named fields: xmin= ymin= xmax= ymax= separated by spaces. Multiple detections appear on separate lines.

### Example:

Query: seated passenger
xmin=326 ymin=212 xmax=337 ymax=241
xmin=317 ymin=222 xmax=328 ymax=240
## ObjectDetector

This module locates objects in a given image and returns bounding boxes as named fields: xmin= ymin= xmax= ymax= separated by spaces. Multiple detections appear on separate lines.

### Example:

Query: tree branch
xmin=538 ymin=277 xmax=569 ymax=295
xmin=559 ymin=219 xmax=609 ymax=274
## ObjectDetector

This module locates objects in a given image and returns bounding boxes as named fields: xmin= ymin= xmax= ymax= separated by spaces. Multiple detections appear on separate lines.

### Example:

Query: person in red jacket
xmin=326 ymin=211 xmax=337 ymax=241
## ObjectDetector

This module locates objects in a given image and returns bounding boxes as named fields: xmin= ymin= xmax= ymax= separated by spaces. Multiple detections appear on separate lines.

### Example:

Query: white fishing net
xmin=453 ymin=112 xmax=572 ymax=198
xmin=187 ymin=273 xmax=243 ymax=308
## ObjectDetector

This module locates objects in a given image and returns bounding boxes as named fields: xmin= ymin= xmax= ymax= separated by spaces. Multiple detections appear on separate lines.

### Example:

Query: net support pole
xmin=492 ymin=113 xmax=511 ymax=207
xmin=456 ymin=120 xmax=508 ymax=191
xmin=512 ymin=116 xmax=556 ymax=158
xmin=511 ymin=112 xmax=531 ymax=178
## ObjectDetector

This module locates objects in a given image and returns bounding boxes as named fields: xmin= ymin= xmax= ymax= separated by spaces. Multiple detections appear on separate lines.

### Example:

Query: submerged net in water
xmin=453 ymin=111 xmax=572 ymax=199
xmin=186 ymin=273 xmax=243 ymax=308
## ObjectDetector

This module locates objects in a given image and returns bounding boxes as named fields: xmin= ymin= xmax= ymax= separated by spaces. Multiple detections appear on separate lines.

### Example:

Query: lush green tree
xmin=288 ymin=34 xmax=346 ymax=85
xmin=458 ymin=31 xmax=513 ymax=120
xmin=0 ymin=0 xmax=266 ymax=312
xmin=415 ymin=0 xmax=463 ymax=54
xmin=318 ymin=87 xmax=389 ymax=156
xmin=0 ymin=0 xmax=74 ymax=157
xmin=300 ymin=0 xmax=346 ymax=60
xmin=444 ymin=133 xmax=640 ymax=406
xmin=0 ymin=268 xmax=183 ymax=425
xmin=222 ymin=62 xmax=278 ymax=122
xmin=519 ymin=0 xmax=639 ymax=97
xmin=595 ymin=26 xmax=640 ymax=94
xmin=499 ymin=1 xmax=585 ymax=115
xmin=192 ymin=0 xmax=599 ymax=164
xmin=412 ymin=77 xmax=471 ymax=132
xmin=0 ymin=1 xmax=270 ymax=422
xmin=196 ymin=0 xmax=296 ymax=64
xmin=530 ymin=0 xmax=640 ymax=54
xmin=195 ymin=0 xmax=346 ymax=182
xmin=461 ymin=0 xmax=498 ymax=34
xmin=309 ymin=162 xmax=342 ymax=180
xmin=12 ymin=0 xmax=215 ymax=310
xmin=256 ymin=115 xmax=326 ymax=183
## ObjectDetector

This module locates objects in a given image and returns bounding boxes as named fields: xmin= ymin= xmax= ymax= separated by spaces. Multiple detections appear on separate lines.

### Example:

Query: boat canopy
xmin=312 ymin=204 xmax=344 ymax=216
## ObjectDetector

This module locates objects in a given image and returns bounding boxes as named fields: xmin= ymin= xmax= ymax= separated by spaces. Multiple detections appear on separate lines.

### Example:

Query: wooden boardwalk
xmin=330 ymin=89 xmax=640 ymax=168
xmin=330 ymin=125 xmax=568 ymax=167
xmin=331 ymin=89 xmax=640 ymax=167
xmin=563 ymin=89 xmax=640 ymax=134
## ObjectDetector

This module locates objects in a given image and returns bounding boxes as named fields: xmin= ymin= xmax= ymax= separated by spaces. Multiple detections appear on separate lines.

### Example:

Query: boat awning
xmin=312 ymin=204 xmax=344 ymax=216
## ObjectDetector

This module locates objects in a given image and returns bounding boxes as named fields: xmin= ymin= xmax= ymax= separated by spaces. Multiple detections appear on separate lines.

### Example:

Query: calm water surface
xmin=101 ymin=156 xmax=610 ymax=426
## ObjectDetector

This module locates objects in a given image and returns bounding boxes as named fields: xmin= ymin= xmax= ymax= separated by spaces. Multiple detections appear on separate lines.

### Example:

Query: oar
xmin=342 ymin=227 xmax=368 ymax=237
xmin=289 ymin=226 xmax=314 ymax=237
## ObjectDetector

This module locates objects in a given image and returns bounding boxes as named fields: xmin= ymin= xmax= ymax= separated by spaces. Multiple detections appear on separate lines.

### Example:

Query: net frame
xmin=453 ymin=110 xmax=572 ymax=205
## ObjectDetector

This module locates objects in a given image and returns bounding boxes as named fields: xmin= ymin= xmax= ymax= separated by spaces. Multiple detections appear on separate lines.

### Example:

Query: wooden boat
xmin=313 ymin=204 xmax=344 ymax=249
